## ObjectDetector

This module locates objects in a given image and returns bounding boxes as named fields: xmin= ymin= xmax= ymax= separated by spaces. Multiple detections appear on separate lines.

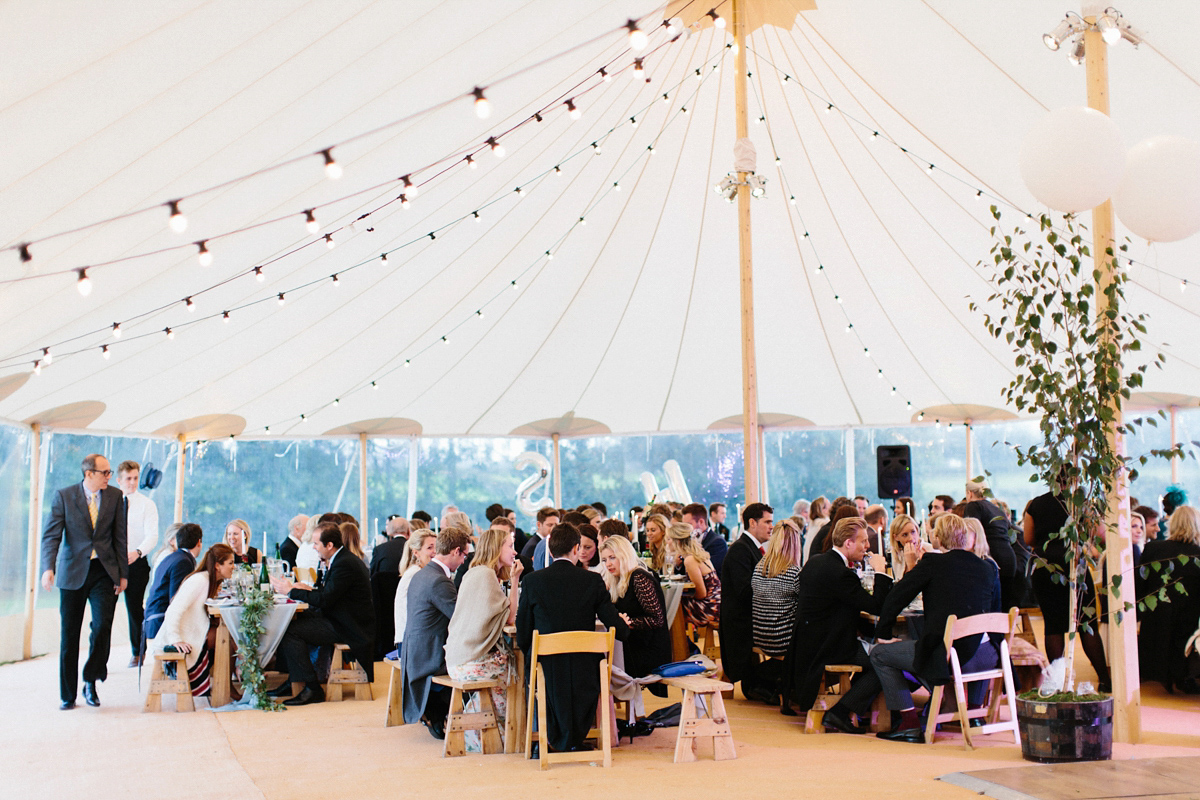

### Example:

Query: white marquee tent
xmin=1 ymin=0 xmax=1198 ymax=442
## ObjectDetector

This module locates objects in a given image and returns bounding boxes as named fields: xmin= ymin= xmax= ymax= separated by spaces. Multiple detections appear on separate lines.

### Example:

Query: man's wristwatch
xmin=136 ymin=549 xmax=143 ymax=558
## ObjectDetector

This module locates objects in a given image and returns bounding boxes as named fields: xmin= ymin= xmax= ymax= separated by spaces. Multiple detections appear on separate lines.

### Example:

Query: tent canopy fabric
xmin=1 ymin=1 xmax=1198 ymax=439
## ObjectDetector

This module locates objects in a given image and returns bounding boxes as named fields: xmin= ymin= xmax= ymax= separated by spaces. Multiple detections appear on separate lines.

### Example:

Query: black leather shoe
xmin=823 ymin=707 xmax=866 ymax=734
xmin=267 ymin=682 xmax=294 ymax=698
xmin=421 ymin=715 xmax=446 ymax=740
xmin=60 ymin=701 xmax=75 ymax=710
xmin=282 ymin=686 xmax=324 ymax=706
xmin=876 ymin=726 xmax=924 ymax=743
xmin=82 ymin=681 xmax=100 ymax=707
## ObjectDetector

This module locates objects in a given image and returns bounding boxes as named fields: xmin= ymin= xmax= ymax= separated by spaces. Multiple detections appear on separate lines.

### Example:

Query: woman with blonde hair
xmin=393 ymin=531 xmax=438 ymax=654
xmin=643 ymin=514 xmax=670 ymax=573
xmin=751 ymin=519 xmax=804 ymax=658
xmin=224 ymin=519 xmax=260 ymax=565
xmin=1137 ymin=505 xmax=1200 ymax=693
xmin=445 ymin=527 xmax=523 ymax=751
xmin=888 ymin=514 xmax=930 ymax=580
xmin=666 ymin=521 xmax=721 ymax=629
xmin=294 ymin=514 xmax=321 ymax=571
xmin=599 ymin=535 xmax=670 ymax=679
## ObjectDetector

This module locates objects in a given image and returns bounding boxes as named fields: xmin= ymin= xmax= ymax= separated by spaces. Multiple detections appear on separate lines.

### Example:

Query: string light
xmin=165 ymin=327 xmax=174 ymax=340
xmin=254 ymin=266 xmax=264 ymax=282
xmin=626 ymin=19 xmax=648 ymax=51
xmin=789 ymin=195 xmax=796 ymax=205
xmin=647 ymin=145 xmax=655 ymax=155
xmin=32 ymin=360 xmax=41 ymax=375
xmin=515 ymin=187 xmax=525 ymax=197
xmin=662 ymin=92 xmax=669 ymax=104
xmin=707 ymin=8 xmax=725 ymax=29
xmin=101 ymin=345 xmax=110 ymax=360
xmin=918 ymin=411 xmax=925 ymax=421
xmin=630 ymin=116 xmax=638 ymax=127
xmin=371 ymin=381 xmax=378 ymax=389
xmin=304 ymin=209 xmax=319 ymax=234
xmin=167 ymin=200 xmax=187 ymax=233
xmin=277 ymin=292 xmax=286 ymax=306
xmin=598 ymin=67 xmax=611 ymax=82
xmin=534 ymin=112 xmax=543 ymax=123
xmin=400 ymin=194 xmax=411 ymax=209
xmin=578 ymin=217 xmax=586 ymax=226
xmin=487 ymin=137 xmax=505 ymax=158
xmin=76 ymin=269 xmax=92 ymax=296
xmin=185 ymin=296 xmax=195 ymax=312
xmin=111 ymin=322 xmax=121 ymax=338
xmin=402 ymin=174 xmax=419 ymax=198
xmin=196 ymin=241 xmax=213 ymax=267
xmin=321 ymin=149 xmax=342 ymax=180
xmin=591 ymin=142 xmax=602 ymax=155
xmin=19 ymin=243 xmax=31 ymax=263
xmin=694 ymin=68 xmax=702 ymax=81
xmin=405 ymin=359 xmax=411 ymax=366
xmin=681 ymin=106 xmax=688 ymax=114
xmin=333 ymin=398 xmax=339 ymax=406
xmin=472 ymin=211 xmax=481 ymax=221
xmin=472 ymin=87 xmax=491 ymax=119
xmin=1182 ymin=279 xmax=1188 ymax=293
xmin=510 ymin=280 xmax=518 ymax=290
xmin=633 ymin=59 xmax=644 ymax=78
xmin=325 ymin=233 xmax=335 ymax=249
xmin=554 ymin=165 xmax=562 ymax=174
xmin=476 ymin=309 xmax=484 ymax=318
xmin=825 ymin=103 xmax=833 ymax=113
xmin=545 ymin=250 xmax=553 ymax=260
xmin=42 ymin=347 xmax=52 ymax=365
xmin=613 ymin=182 xmax=621 ymax=192
xmin=465 ymin=154 xmax=477 ymax=169
xmin=331 ymin=273 xmax=341 ymax=286
xmin=566 ymin=98 xmax=581 ymax=120
xmin=223 ymin=311 xmax=231 ymax=323
xmin=381 ymin=252 xmax=389 ymax=261
xmin=440 ymin=335 xmax=447 ymax=344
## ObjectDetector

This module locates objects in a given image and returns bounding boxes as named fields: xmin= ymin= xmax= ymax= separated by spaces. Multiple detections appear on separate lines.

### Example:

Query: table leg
xmin=506 ymin=648 xmax=526 ymax=754
xmin=211 ymin=617 xmax=231 ymax=707
xmin=670 ymin=606 xmax=689 ymax=662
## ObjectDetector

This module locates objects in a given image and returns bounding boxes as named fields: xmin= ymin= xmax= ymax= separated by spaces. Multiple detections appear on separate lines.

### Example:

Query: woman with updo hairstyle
xmin=599 ymin=535 xmax=670 ymax=680
xmin=445 ymin=527 xmax=523 ymax=751
xmin=152 ymin=543 xmax=236 ymax=699
xmin=666 ymin=521 xmax=721 ymax=629
xmin=224 ymin=519 xmax=260 ymax=565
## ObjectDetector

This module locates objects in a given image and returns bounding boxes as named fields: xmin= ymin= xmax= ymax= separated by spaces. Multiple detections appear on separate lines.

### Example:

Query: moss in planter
xmin=1018 ymin=689 xmax=1106 ymax=702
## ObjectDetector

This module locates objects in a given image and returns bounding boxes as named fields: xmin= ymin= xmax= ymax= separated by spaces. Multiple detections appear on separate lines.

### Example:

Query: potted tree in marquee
xmin=972 ymin=207 xmax=1187 ymax=762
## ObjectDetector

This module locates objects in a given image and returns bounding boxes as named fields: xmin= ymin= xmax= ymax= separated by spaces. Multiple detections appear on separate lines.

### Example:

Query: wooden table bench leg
xmin=708 ymin=690 xmax=736 ymax=761
xmin=444 ymin=687 xmax=466 ymax=758
xmin=211 ymin=619 xmax=231 ymax=708
xmin=674 ymin=689 xmax=699 ymax=763
xmin=505 ymin=648 xmax=524 ymax=753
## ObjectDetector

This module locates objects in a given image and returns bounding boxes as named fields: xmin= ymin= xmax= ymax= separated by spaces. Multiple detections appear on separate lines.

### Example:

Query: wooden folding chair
xmin=294 ymin=566 xmax=318 ymax=584
xmin=925 ymin=607 xmax=1020 ymax=749
xmin=523 ymin=629 xmax=616 ymax=770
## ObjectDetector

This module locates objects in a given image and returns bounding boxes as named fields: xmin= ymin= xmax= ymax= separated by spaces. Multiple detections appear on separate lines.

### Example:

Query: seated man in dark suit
xmin=684 ymin=502 xmax=728 ymax=575
xmin=269 ymin=522 xmax=376 ymax=705
xmin=370 ymin=515 xmax=409 ymax=659
xmin=401 ymin=526 xmax=471 ymax=738
xmin=517 ymin=523 xmax=629 ymax=753
xmin=720 ymin=502 xmax=774 ymax=702
xmin=870 ymin=513 xmax=1002 ymax=742
xmin=142 ymin=523 xmax=203 ymax=645
xmin=789 ymin=517 xmax=892 ymax=733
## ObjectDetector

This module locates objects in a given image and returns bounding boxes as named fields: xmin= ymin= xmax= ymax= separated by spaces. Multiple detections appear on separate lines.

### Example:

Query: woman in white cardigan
xmin=393 ymin=531 xmax=437 ymax=654
xmin=152 ymin=543 xmax=235 ymax=698
xmin=444 ymin=527 xmax=523 ymax=751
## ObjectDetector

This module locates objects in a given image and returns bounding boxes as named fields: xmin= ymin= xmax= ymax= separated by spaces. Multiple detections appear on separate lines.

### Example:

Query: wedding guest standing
xmin=117 ymin=460 xmax=159 ymax=668
xmin=41 ymin=454 xmax=128 ymax=710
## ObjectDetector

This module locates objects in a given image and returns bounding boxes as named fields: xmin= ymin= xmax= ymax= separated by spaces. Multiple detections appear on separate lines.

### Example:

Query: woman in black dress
xmin=1137 ymin=505 xmax=1200 ymax=693
xmin=599 ymin=534 xmax=670 ymax=680
xmin=224 ymin=519 xmax=261 ymax=566
xmin=1023 ymin=488 xmax=1110 ymax=690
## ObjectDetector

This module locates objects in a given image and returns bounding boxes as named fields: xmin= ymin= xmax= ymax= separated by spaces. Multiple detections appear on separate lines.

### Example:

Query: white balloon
xmin=1114 ymin=136 xmax=1200 ymax=243
xmin=1019 ymin=106 xmax=1125 ymax=213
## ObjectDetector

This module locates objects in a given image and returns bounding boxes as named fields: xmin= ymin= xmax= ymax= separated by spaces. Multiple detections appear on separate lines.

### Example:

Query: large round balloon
xmin=1114 ymin=136 xmax=1200 ymax=242
xmin=1019 ymin=107 xmax=1125 ymax=213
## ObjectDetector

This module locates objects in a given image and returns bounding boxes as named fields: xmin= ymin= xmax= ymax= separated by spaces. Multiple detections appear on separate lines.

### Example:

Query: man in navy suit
xmin=141 ymin=523 xmax=203 ymax=644
xmin=41 ymin=454 xmax=128 ymax=710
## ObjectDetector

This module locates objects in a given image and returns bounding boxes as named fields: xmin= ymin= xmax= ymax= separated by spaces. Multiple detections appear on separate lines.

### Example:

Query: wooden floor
xmin=943 ymin=756 xmax=1200 ymax=799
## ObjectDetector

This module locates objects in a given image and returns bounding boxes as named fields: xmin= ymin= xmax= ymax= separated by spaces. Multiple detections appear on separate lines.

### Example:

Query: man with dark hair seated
xmin=270 ymin=522 xmax=376 ymax=706
xmin=142 ymin=523 xmax=203 ymax=646
xmin=683 ymin=502 xmax=727 ymax=574
xmin=517 ymin=523 xmax=629 ymax=753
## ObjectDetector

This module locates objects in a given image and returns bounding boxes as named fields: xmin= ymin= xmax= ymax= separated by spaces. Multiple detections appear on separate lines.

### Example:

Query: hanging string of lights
xmin=8 ymin=41 xmax=726 ymax=390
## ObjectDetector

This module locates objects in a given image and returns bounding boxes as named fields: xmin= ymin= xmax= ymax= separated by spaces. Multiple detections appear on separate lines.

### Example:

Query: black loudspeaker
xmin=876 ymin=445 xmax=912 ymax=498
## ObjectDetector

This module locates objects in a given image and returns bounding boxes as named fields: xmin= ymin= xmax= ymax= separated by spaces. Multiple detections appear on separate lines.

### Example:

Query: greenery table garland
xmin=237 ymin=584 xmax=285 ymax=711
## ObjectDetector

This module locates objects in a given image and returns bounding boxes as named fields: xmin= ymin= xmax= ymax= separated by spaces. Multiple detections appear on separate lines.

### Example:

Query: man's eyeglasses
xmin=88 ymin=469 xmax=113 ymax=477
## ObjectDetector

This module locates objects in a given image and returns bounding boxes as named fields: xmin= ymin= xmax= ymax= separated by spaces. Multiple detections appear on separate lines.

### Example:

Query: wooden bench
xmin=327 ymin=643 xmax=371 ymax=702
xmin=144 ymin=650 xmax=194 ymax=713
xmin=431 ymin=675 xmax=503 ymax=757
xmin=661 ymin=675 xmax=736 ymax=763
xmin=383 ymin=657 xmax=405 ymax=727
xmin=804 ymin=664 xmax=860 ymax=734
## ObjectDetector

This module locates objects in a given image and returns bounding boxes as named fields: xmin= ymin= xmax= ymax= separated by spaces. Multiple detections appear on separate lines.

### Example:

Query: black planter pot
xmin=1016 ymin=696 xmax=1113 ymax=763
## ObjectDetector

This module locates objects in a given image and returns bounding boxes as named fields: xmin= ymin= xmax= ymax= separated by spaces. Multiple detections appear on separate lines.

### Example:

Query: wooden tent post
xmin=1086 ymin=22 xmax=1140 ymax=743
xmin=1170 ymin=406 xmax=1179 ymax=483
xmin=552 ymin=433 xmax=562 ymax=508
xmin=733 ymin=0 xmax=761 ymax=505
xmin=359 ymin=433 xmax=368 ymax=532
xmin=174 ymin=434 xmax=186 ymax=524
xmin=965 ymin=421 xmax=974 ymax=481
xmin=406 ymin=435 xmax=419 ymax=518
xmin=22 ymin=423 xmax=42 ymax=660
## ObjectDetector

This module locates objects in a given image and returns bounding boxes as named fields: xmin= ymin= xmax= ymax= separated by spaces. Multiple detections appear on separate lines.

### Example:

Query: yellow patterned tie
xmin=88 ymin=493 xmax=98 ymax=527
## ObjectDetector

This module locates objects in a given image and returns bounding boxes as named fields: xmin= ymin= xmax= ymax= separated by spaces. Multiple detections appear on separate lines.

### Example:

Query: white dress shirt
xmin=125 ymin=490 xmax=159 ymax=556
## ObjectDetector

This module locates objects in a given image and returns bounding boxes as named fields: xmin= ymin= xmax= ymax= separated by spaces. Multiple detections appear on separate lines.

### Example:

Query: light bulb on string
xmin=789 ymin=195 xmax=796 ymax=205
xmin=476 ymin=309 xmax=484 ymax=318
xmin=371 ymin=381 xmax=378 ymax=390
xmin=404 ymin=359 xmax=411 ymax=367
xmin=626 ymin=19 xmax=648 ymax=51
xmin=196 ymin=241 xmax=213 ymax=267
xmin=566 ymin=98 xmax=581 ymax=120
xmin=381 ymin=252 xmax=389 ymax=262
xmin=223 ymin=311 xmax=231 ymax=323
xmin=633 ymin=59 xmax=644 ymax=78
xmin=630 ymin=116 xmax=638 ymax=127
xmin=707 ymin=9 xmax=725 ymax=29
xmin=167 ymin=200 xmax=188 ymax=233
xmin=681 ymin=106 xmax=688 ymax=114
xmin=277 ymin=292 xmax=286 ymax=306
xmin=918 ymin=411 xmax=925 ymax=420
xmin=515 ymin=186 xmax=525 ymax=197
xmin=487 ymin=137 xmax=505 ymax=158
xmin=510 ymin=280 xmax=518 ymax=290
xmin=331 ymin=273 xmax=340 ymax=286
xmin=465 ymin=154 xmax=477 ymax=169
xmin=613 ymin=182 xmax=621 ymax=192
xmin=185 ymin=296 xmax=195 ymax=312
xmin=332 ymin=398 xmax=339 ymax=406
xmin=534 ymin=112 xmax=543 ymax=123
xmin=694 ymin=68 xmax=702 ymax=81
xmin=825 ymin=103 xmax=833 ymax=114
xmin=647 ymin=145 xmax=655 ymax=155
xmin=591 ymin=142 xmax=602 ymax=155
xmin=325 ymin=233 xmax=335 ymax=249
xmin=76 ymin=268 xmax=92 ymax=296
xmin=400 ymin=194 xmax=411 ymax=209
xmin=665 ymin=17 xmax=683 ymax=37
xmin=304 ymin=209 xmax=319 ymax=233
xmin=472 ymin=211 xmax=481 ymax=222
xmin=598 ymin=67 xmax=611 ymax=82
xmin=578 ymin=217 xmax=586 ymax=226
xmin=42 ymin=347 xmax=52 ymax=365
xmin=890 ymin=387 xmax=896 ymax=396
xmin=165 ymin=327 xmax=174 ymax=340
xmin=321 ymin=149 xmax=342 ymax=180
xmin=441 ymin=335 xmax=448 ymax=344
xmin=101 ymin=345 xmax=110 ymax=360
xmin=254 ymin=266 xmax=264 ymax=282
xmin=32 ymin=360 xmax=41 ymax=375
xmin=402 ymin=174 xmax=418 ymax=198
xmin=112 ymin=322 xmax=121 ymax=338
xmin=662 ymin=92 xmax=669 ymax=104
xmin=1182 ymin=279 xmax=1188 ymax=293
xmin=19 ymin=243 xmax=31 ymax=263
xmin=472 ymin=87 xmax=491 ymax=119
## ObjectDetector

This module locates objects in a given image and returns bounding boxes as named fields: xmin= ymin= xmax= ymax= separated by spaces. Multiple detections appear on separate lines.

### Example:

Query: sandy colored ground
xmin=5 ymin=637 xmax=1200 ymax=800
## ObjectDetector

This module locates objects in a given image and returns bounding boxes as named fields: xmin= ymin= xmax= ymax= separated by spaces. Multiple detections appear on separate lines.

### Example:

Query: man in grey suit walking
xmin=41 ymin=454 xmax=128 ymax=710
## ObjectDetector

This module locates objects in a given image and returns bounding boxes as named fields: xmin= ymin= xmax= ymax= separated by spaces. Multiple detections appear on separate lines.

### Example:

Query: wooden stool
xmin=662 ymin=675 xmax=736 ymax=762
xmin=384 ymin=657 xmax=405 ymax=727
xmin=693 ymin=625 xmax=721 ymax=661
xmin=144 ymin=650 xmax=194 ymax=713
xmin=327 ymin=643 xmax=371 ymax=701
xmin=804 ymin=664 xmax=860 ymax=734
xmin=431 ymin=675 xmax=503 ymax=757
xmin=1016 ymin=608 xmax=1041 ymax=649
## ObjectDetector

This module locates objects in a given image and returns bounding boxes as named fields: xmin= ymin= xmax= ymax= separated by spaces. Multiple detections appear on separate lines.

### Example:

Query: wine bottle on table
xmin=259 ymin=551 xmax=270 ymax=592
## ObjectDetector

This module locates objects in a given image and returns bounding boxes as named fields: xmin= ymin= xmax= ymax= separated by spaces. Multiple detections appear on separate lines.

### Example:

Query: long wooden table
xmin=207 ymin=601 xmax=306 ymax=707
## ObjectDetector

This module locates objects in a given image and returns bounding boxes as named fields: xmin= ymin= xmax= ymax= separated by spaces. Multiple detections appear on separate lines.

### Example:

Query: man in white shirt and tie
xmin=117 ymin=460 xmax=159 ymax=667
